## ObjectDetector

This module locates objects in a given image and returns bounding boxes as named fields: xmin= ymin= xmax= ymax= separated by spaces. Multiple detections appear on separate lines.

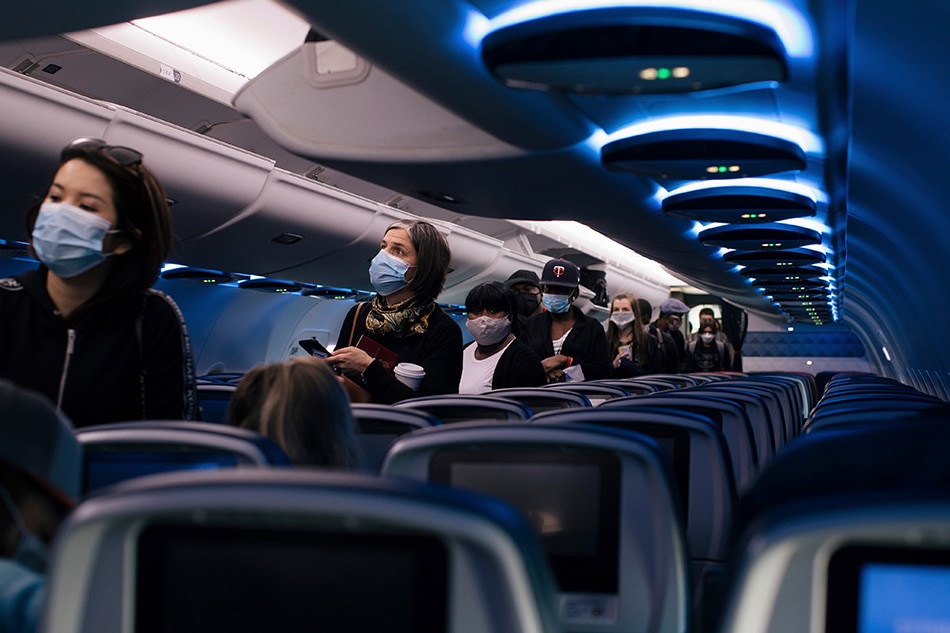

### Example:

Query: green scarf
xmin=365 ymin=295 xmax=436 ymax=337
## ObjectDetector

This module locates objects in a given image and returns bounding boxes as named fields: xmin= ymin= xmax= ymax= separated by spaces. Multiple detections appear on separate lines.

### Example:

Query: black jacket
xmin=0 ymin=269 xmax=197 ymax=427
xmin=522 ymin=306 xmax=611 ymax=381
xmin=335 ymin=302 xmax=463 ymax=404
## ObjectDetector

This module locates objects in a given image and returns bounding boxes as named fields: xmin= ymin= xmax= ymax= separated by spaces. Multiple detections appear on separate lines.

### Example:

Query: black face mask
xmin=515 ymin=293 xmax=540 ymax=317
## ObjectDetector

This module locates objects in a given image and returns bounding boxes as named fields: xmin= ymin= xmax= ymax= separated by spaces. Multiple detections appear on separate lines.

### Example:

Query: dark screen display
xmin=827 ymin=545 xmax=950 ymax=633
xmin=136 ymin=525 xmax=448 ymax=633
xmin=430 ymin=449 xmax=620 ymax=593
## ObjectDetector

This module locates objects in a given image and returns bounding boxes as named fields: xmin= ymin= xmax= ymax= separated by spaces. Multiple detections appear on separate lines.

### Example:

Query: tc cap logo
xmin=552 ymin=265 xmax=566 ymax=278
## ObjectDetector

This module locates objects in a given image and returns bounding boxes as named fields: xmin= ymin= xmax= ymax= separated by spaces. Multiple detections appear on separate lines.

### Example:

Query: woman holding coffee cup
xmin=328 ymin=219 xmax=462 ymax=403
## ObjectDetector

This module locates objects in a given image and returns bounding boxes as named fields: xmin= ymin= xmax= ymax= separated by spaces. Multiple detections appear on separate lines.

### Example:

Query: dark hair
xmin=228 ymin=357 xmax=361 ymax=469
xmin=699 ymin=307 xmax=715 ymax=318
xmin=465 ymin=281 xmax=519 ymax=335
xmin=386 ymin=219 xmax=451 ymax=303
xmin=27 ymin=139 xmax=173 ymax=301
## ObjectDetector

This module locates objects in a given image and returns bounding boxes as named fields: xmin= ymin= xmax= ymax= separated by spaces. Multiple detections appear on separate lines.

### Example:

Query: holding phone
xmin=299 ymin=339 xmax=330 ymax=358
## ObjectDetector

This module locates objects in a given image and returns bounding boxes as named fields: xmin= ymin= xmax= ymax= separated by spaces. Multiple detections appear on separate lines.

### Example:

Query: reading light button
xmin=561 ymin=596 xmax=618 ymax=623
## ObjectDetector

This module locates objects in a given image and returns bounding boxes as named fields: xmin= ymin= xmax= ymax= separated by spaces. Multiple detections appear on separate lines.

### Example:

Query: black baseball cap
xmin=540 ymin=258 xmax=580 ymax=288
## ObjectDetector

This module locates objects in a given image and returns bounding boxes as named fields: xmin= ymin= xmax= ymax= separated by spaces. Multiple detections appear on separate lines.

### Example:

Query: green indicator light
xmin=718 ymin=166 xmax=728 ymax=173
xmin=657 ymin=67 xmax=672 ymax=80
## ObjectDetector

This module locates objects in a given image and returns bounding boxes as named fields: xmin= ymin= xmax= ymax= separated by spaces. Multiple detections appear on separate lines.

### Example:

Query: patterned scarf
xmin=365 ymin=294 xmax=436 ymax=337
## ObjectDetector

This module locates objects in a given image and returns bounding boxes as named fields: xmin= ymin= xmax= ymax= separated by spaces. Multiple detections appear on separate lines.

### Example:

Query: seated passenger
xmin=227 ymin=356 xmax=360 ymax=468
xmin=523 ymin=258 xmax=610 ymax=383
xmin=0 ymin=138 xmax=197 ymax=427
xmin=606 ymin=291 xmax=660 ymax=377
xmin=0 ymin=379 xmax=81 ymax=633
xmin=686 ymin=322 xmax=733 ymax=372
xmin=459 ymin=281 xmax=545 ymax=394
xmin=328 ymin=219 xmax=463 ymax=403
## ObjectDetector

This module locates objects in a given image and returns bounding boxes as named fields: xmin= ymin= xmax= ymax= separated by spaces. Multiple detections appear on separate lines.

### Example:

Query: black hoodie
xmin=0 ymin=268 xmax=196 ymax=427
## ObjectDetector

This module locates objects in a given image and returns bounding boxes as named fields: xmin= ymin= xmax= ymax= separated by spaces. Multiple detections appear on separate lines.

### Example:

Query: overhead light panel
xmin=603 ymin=129 xmax=806 ymax=180
xmin=724 ymin=248 xmax=825 ymax=267
xmin=741 ymin=266 xmax=825 ymax=281
xmin=663 ymin=185 xmax=816 ymax=223
xmin=698 ymin=223 xmax=821 ymax=250
xmin=481 ymin=7 xmax=787 ymax=94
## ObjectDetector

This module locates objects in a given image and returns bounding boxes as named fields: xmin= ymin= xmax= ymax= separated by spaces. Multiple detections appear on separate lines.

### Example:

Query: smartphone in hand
xmin=299 ymin=339 xmax=330 ymax=358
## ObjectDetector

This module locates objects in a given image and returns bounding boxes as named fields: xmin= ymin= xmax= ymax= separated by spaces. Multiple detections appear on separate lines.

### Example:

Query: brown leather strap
xmin=348 ymin=302 xmax=366 ymax=346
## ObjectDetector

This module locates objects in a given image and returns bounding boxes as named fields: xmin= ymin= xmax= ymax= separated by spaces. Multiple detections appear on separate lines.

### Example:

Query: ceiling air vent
xmin=663 ymin=186 xmax=816 ymax=223
xmin=482 ymin=8 xmax=787 ymax=95
xmin=603 ymin=129 xmax=805 ymax=180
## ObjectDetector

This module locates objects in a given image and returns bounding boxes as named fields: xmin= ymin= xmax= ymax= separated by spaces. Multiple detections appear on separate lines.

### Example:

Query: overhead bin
xmin=0 ymin=68 xmax=274 ymax=245
xmin=0 ymin=68 xmax=115 ymax=240
xmin=233 ymin=42 xmax=526 ymax=162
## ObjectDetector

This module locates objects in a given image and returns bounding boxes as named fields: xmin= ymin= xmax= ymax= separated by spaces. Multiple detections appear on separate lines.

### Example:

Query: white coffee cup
xmin=393 ymin=362 xmax=426 ymax=390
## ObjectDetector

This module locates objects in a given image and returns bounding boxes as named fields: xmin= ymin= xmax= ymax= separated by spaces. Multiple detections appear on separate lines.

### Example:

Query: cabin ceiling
xmin=1 ymin=0 xmax=949 ymax=375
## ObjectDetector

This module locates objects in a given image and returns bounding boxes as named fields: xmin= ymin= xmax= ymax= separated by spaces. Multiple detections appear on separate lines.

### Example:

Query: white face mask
xmin=700 ymin=333 xmax=715 ymax=344
xmin=610 ymin=312 xmax=636 ymax=329
xmin=465 ymin=315 xmax=512 ymax=346
xmin=32 ymin=201 xmax=119 ymax=278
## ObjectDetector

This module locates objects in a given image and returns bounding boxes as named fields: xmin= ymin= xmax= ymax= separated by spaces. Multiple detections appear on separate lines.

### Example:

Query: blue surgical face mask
xmin=32 ymin=201 xmax=119 ymax=278
xmin=368 ymin=249 xmax=415 ymax=296
xmin=0 ymin=484 xmax=49 ymax=573
xmin=542 ymin=294 xmax=572 ymax=314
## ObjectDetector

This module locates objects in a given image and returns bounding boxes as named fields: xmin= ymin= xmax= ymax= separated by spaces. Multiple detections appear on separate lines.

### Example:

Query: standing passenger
xmin=0 ymin=138 xmax=196 ymax=427
xmin=606 ymin=291 xmax=660 ymax=377
xmin=523 ymin=258 xmax=610 ymax=383
xmin=228 ymin=356 xmax=360 ymax=468
xmin=653 ymin=298 xmax=690 ymax=373
xmin=329 ymin=219 xmax=462 ymax=403
xmin=503 ymin=268 xmax=544 ymax=329
xmin=458 ymin=281 xmax=545 ymax=393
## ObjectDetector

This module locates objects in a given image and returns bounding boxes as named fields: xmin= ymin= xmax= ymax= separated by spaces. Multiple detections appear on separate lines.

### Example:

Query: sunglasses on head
xmin=62 ymin=137 xmax=144 ymax=168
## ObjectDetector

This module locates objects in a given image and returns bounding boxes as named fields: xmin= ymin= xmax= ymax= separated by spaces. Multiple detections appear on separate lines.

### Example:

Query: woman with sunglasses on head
xmin=328 ymin=219 xmax=462 ymax=403
xmin=0 ymin=138 xmax=197 ymax=427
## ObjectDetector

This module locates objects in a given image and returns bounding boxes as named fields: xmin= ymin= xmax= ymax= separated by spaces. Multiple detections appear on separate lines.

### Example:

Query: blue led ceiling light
xmin=663 ymin=185 xmax=816 ymax=223
xmin=724 ymin=247 xmax=826 ymax=267
xmin=698 ymin=223 xmax=821 ymax=250
xmin=603 ymin=129 xmax=806 ymax=180
xmin=480 ymin=7 xmax=787 ymax=95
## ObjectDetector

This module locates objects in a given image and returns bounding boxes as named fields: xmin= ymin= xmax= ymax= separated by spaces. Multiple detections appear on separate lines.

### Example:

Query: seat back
xmin=195 ymin=382 xmax=237 ymax=423
xmin=41 ymin=469 xmax=560 ymax=633
xmin=382 ymin=422 xmax=688 ymax=633
xmin=542 ymin=382 xmax=633 ymax=405
xmin=528 ymin=406 xmax=736 ymax=564
xmin=719 ymin=496 xmax=950 ymax=633
xmin=395 ymin=394 xmax=533 ymax=423
xmin=76 ymin=421 xmax=292 ymax=495
xmin=350 ymin=403 xmax=441 ymax=473
xmin=489 ymin=387 xmax=593 ymax=413
xmin=601 ymin=393 xmax=758 ymax=493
